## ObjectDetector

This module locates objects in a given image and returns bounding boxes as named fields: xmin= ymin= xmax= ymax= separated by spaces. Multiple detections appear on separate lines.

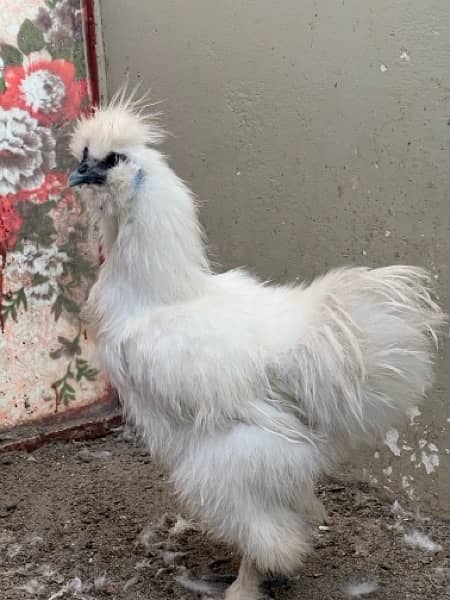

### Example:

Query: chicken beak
xmin=68 ymin=162 xmax=106 ymax=187
xmin=68 ymin=169 xmax=88 ymax=187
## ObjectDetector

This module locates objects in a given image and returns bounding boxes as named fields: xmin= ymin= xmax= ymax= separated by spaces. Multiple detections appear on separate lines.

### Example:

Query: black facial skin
xmin=68 ymin=147 xmax=127 ymax=187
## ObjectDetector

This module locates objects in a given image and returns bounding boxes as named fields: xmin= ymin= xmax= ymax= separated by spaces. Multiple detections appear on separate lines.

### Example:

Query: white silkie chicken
xmin=69 ymin=91 xmax=444 ymax=600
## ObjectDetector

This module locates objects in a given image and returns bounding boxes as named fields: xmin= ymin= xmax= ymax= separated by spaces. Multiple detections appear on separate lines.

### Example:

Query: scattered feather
xmin=47 ymin=589 xmax=64 ymax=600
xmin=158 ymin=513 xmax=171 ymax=528
xmin=162 ymin=550 xmax=184 ymax=566
xmin=136 ymin=525 xmax=156 ymax=547
xmin=66 ymin=577 xmax=84 ymax=593
xmin=155 ymin=568 xmax=167 ymax=578
xmin=169 ymin=515 xmax=195 ymax=536
xmin=91 ymin=450 xmax=112 ymax=459
xmin=47 ymin=577 xmax=84 ymax=600
xmin=391 ymin=500 xmax=411 ymax=518
xmin=7 ymin=543 xmax=22 ymax=558
xmin=135 ymin=559 xmax=152 ymax=570
xmin=344 ymin=581 xmax=379 ymax=597
xmin=19 ymin=578 xmax=46 ymax=594
xmin=93 ymin=574 xmax=108 ymax=590
xmin=0 ymin=529 xmax=15 ymax=544
xmin=39 ymin=564 xmax=57 ymax=578
xmin=27 ymin=534 xmax=44 ymax=546
xmin=176 ymin=574 xmax=226 ymax=596
xmin=123 ymin=575 xmax=139 ymax=591
xmin=77 ymin=449 xmax=112 ymax=462
xmin=403 ymin=530 xmax=442 ymax=553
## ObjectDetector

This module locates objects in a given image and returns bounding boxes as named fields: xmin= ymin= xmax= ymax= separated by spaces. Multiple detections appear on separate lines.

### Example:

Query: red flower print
xmin=0 ymin=105 xmax=66 ymax=201
xmin=2 ymin=59 xmax=88 ymax=126
xmin=0 ymin=198 xmax=23 ymax=251
xmin=12 ymin=172 xmax=68 ymax=204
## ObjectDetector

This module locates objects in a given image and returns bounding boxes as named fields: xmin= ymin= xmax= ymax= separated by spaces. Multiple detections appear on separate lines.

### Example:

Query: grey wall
xmin=99 ymin=0 xmax=450 ymax=515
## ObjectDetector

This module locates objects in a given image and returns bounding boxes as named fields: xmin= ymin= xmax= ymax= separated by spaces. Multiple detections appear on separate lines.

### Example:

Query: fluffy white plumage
xmin=70 ymin=90 xmax=445 ymax=599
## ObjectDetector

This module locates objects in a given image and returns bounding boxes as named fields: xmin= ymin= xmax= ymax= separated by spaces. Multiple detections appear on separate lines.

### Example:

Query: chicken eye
xmin=98 ymin=152 xmax=127 ymax=170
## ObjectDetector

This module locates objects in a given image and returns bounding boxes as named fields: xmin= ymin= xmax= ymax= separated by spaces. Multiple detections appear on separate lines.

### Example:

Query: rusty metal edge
xmin=0 ymin=389 xmax=123 ymax=453
xmin=0 ymin=411 xmax=123 ymax=453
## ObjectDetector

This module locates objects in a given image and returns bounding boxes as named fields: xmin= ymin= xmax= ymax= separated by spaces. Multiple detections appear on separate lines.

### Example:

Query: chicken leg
xmin=176 ymin=558 xmax=270 ymax=600
xmin=224 ymin=557 xmax=263 ymax=600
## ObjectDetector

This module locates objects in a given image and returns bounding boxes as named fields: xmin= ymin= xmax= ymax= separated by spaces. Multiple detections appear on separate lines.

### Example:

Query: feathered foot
xmin=177 ymin=558 xmax=284 ymax=599
xmin=224 ymin=558 xmax=263 ymax=600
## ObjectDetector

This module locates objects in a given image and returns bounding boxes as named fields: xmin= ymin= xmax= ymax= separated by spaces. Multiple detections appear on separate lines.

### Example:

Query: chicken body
xmin=69 ymin=96 xmax=444 ymax=599
xmin=95 ymin=268 xmax=328 ymax=575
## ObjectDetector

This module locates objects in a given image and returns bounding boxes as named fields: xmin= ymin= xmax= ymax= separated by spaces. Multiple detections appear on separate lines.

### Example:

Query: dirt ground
xmin=1 ymin=428 xmax=449 ymax=600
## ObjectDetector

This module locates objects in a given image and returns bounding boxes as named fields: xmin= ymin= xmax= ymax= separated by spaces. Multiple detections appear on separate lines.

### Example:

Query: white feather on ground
xmin=123 ymin=575 xmax=139 ymax=592
xmin=391 ymin=500 xmax=411 ymax=518
xmin=169 ymin=515 xmax=196 ymax=537
xmin=69 ymin=91 xmax=446 ymax=600
xmin=39 ymin=564 xmax=57 ymax=578
xmin=135 ymin=559 xmax=152 ymax=571
xmin=7 ymin=544 xmax=22 ymax=559
xmin=47 ymin=577 xmax=83 ymax=600
xmin=135 ymin=525 xmax=156 ymax=548
xmin=19 ymin=578 xmax=46 ymax=594
xmin=403 ymin=530 xmax=442 ymax=553
xmin=176 ymin=573 xmax=226 ymax=597
xmin=344 ymin=581 xmax=379 ymax=597
xmin=93 ymin=574 xmax=108 ymax=591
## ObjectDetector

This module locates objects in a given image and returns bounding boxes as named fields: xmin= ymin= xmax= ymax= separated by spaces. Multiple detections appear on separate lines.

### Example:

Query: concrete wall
xmin=99 ymin=1 xmax=450 ymax=514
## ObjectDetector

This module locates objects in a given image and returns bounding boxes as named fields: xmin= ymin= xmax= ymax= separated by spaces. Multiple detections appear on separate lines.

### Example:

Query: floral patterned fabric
xmin=0 ymin=0 xmax=106 ymax=428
